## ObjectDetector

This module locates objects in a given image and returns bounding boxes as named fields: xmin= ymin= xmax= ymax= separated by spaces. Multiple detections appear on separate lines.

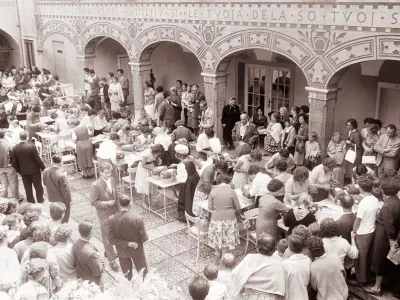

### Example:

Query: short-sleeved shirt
xmin=356 ymin=195 xmax=379 ymax=235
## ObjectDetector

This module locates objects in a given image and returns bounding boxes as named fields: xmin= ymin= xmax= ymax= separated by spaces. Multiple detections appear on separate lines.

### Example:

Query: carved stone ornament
xmin=35 ymin=15 xmax=43 ymax=31
xmin=297 ymin=29 xmax=346 ymax=55
xmin=123 ymin=20 xmax=143 ymax=38
xmin=72 ymin=18 xmax=86 ymax=34
xmin=193 ymin=24 xmax=224 ymax=46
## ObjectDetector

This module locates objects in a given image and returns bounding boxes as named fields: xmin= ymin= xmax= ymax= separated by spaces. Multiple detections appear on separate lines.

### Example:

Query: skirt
xmin=144 ymin=103 xmax=155 ymax=120
xmin=232 ymin=172 xmax=249 ymax=190
xmin=243 ymin=289 xmax=284 ymax=300
xmin=208 ymin=219 xmax=240 ymax=250
xmin=135 ymin=162 xmax=152 ymax=195
xmin=193 ymin=189 xmax=208 ymax=216
xmin=264 ymin=133 xmax=281 ymax=154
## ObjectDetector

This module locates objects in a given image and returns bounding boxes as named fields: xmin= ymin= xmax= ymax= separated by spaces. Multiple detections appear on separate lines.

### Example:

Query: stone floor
xmin=15 ymin=166 xmax=397 ymax=300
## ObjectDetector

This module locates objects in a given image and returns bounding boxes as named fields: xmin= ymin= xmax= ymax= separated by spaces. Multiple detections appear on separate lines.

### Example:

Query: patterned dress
xmin=144 ymin=87 xmax=156 ymax=119
xmin=232 ymin=154 xmax=251 ymax=189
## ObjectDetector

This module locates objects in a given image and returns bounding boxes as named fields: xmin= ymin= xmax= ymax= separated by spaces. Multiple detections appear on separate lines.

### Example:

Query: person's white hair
xmin=175 ymin=144 xmax=189 ymax=155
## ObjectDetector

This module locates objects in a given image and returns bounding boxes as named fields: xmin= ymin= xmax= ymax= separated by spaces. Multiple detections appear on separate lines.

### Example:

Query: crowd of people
xmin=0 ymin=64 xmax=400 ymax=300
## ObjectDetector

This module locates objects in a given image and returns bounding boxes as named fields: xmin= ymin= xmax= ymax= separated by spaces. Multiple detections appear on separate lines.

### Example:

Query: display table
xmin=146 ymin=176 xmax=181 ymax=221
xmin=197 ymin=194 xmax=254 ymax=214
xmin=20 ymin=116 xmax=54 ymax=129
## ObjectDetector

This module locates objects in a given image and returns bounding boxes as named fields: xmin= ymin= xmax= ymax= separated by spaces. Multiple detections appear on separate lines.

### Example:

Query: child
xmin=217 ymin=253 xmax=235 ymax=291
xmin=203 ymin=265 xmax=228 ymax=300
xmin=273 ymin=238 xmax=288 ymax=260
xmin=304 ymin=132 xmax=320 ymax=170
xmin=48 ymin=202 xmax=66 ymax=246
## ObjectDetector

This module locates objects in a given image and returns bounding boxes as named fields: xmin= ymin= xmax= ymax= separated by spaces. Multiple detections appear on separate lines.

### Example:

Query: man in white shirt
xmin=283 ymin=234 xmax=311 ymax=300
xmin=245 ymin=165 xmax=271 ymax=207
xmin=196 ymin=128 xmax=214 ymax=161
xmin=204 ymin=265 xmax=228 ymax=300
xmin=6 ymin=118 xmax=24 ymax=146
xmin=352 ymin=177 xmax=379 ymax=286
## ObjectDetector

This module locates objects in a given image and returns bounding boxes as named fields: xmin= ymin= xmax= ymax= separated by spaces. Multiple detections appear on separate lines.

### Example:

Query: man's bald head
xmin=240 ymin=112 xmax=248 ymax=124
xmin=339 ymin=194 xmax=354 ymax=210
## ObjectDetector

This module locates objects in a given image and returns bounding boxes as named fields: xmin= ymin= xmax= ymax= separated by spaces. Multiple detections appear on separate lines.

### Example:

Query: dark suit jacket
xmin=11 ymin=142 xmax=45 ymax=175
xmin=231 ymin=121 xmax=259 ymax=144
xmin=335 ymin=212 xmax=356 ymax=244
xmin=102 ymin=84 xmax=110 ymax=103
xmin=90 ymin=177 xmax=119 ymax=220
xmin=72 ymin=238 xmax=103 ymax=284
xmin=221 ymin=104 xmax=240 ymax=128
xmin=107 ymin=210 xmax=148 ymax=258
xmin=158 ymin=100 xmax=175 ymax=124
xmin=43 ymin=166 xmax=72 ymax=204
xmin=170 ymin=126 xmax=196 ymax=142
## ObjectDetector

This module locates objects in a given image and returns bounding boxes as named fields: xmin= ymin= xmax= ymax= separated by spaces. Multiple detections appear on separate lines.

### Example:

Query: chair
xmin=57 ymin=131 xmax=78 ymax=173
xmin=185 ymin=211 xmax=208 ymax=263
xmin=242 ymin=208 xmax=259 ymax=254
xmin=34 ymin=140 xmax=43 ymax=159
xmin=121 ymin=167 xmax=137 ymax=201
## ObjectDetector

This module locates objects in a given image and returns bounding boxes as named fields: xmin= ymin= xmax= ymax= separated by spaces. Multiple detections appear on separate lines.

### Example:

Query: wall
xmin=93 ymin=38 xmax=127 ymax=79
xmin=42 ymin=33 xmax=79 ymax=89
xmin=150 ymin=42 xmax=204 ymax=93
xmin=379 ymin=60 xmax=400 ymax=84
xmin=335 ymin=64 xmax=378 ymax=137
xmin=0 ymin=1 xmax=21 ymax=67
xmin=293 ymin=66 xmax=309 ymax=108
xmin=18 ymin=0 xmax=37 ymax=67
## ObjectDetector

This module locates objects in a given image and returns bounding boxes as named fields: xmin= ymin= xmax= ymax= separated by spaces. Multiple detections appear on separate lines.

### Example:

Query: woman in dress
xmin=344 ymin=118 xmax=363 ymax=181
xmin=136 ymin=108 xmax=153 ymax=132
xmin=362 ymin=123 xmax=380 ymax=172
xmin=309 ymin=157 xmax=338 ymax=202
xmin=143 ymin=81 xmax=156 ymax=120
xmin=264 ymin=111 xmax=283 ymax=155
xmin=281 ymin=116 xmax=296 ymax=155
xmin=256 ymin=179 xmax=290 ymax=240
xmin=14 ymin=258 xmax=49 ymax=300
xmin=284 ymin=166 xmax=310 ymax=205
xmin=135 ymin=144 xmax=164 ymax=206
xmin=132 ymin=127 xmax=152 ymax=152
xmin=290 ymin=106 xmax=300 ymax=132
xmin=232 ymin=150 xmax=263 ymax=190
xmin=327 ymin=132 xmax=347 ymax=187
xmin=108 ymin=76 xmax=124 ymax=112
xmin=154 ymin=85 xmax=164 ymax=125
xmin=294 ymin=114 xmax=309 ymax=166
xmin=74 ymin=125 xmax=94 ymax=179
xmin=181 ymin=83 xmax=190 ymax=125
xmin=175 ymin=144 xmax=200 ymax=221
xmin=253 ymin=106 xmax=268 ymax=129
xmin=366 ymin=177 xmax=400 ymax=297
xmin=229 ymin=234 xmax=286 ymax=300
xmin=187 ymin=85 xmax=200 ymax=134
xmin=283 ymin=192 xmax=316 ymax=234
xmin=193 ymin=161 xmax=229 ymax=216
xmin=170 ymin=86 xmax=182 ymax=121
xmin=208 ymin=174 xmax=241 ymax=258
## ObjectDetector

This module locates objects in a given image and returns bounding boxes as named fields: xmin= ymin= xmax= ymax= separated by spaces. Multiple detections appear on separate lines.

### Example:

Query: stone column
xmin=76 ymin=54 xmax=96 ymax=92
xmin=202 ymin=72 xmax=229 ymax=140
xmin=129 ymin=61 xmax=152 ymax=118
xmin=306 ymin=86 xmax=341 ymax=158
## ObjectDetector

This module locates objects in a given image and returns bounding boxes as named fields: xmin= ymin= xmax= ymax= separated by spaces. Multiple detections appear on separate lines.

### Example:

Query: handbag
xmin=295 ymin=140 xmax=305 ymax=153
xmin=345 ymin=145 xmax=357 ymax=164
xmin=362 ymin=155 xmax=376 ymax=164
xmin=387 ymin=244 xmax=400 ymax=265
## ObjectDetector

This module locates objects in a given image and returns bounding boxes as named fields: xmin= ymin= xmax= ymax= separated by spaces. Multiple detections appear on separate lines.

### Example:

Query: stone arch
xmin=134 ymin=25 xmax=206 ymax=66
xmin=212 ymin=29 xmax=314 ymax=84
xmin=38 ymin=21 xmax=79 ymax=52
xmin=325 ymin=35 xmax=400 ymax=87
xmin=0 ymin=28 xmax=21 ymax=67
xmin=81 ymin=22 xmax=131 ymax=56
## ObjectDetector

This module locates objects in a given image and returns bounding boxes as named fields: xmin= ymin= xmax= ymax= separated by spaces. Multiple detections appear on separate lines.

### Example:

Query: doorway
xmin=376 ymin=82 xmax=400 ymax=128
xmin=52 ymin=41 xmax=66 ymax=81
xmin=117 ymin=55 xmax=133 ymax=108
xmin=244 ymin=64 xmax=293 ymax=118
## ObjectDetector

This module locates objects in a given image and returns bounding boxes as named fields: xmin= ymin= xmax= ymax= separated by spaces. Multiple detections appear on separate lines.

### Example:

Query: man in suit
xmin=170 ymin=119 xmax=196 ymax=143
xmin=99 ymin=77 xmax=110 ymax=119
xmin=374 ymin=124 xmax=400 ymax=179
xmin=199 ymin=100 xmax=215 ymax=132
xmin=11 ymin=131 xmax=45 ymax=203
xmin=88 ymin=69 xmax=101 ymax=112
xmin=90 ymin=161 xmax=120 ymax=271
xmin=117 ymin=69 xmax=129 ymax=103
xmin=107 ymin=195 xmax=149 ymax=280
xmin=221 ymin=97 xmax=241 ymax=150
xmin=231 ymin=112 xmax=259 ymax=146
xmin=43 ymin=155 xmax=72 ymax=223
xmin=158 ymin=91 xmax=175 ymax=131
xmin=72 ymin=220 xmax=104 ymax=285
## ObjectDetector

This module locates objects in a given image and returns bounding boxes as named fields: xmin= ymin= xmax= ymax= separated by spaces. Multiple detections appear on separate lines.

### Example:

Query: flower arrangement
xmin=51 ymin=279 xmax=102 ymax=300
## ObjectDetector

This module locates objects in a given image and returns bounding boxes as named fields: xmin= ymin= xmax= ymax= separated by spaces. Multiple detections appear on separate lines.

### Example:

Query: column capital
xmin=76 ymin=54 xmax=96 ymax=63
xmin=305 ymin=86 xmax=342 ymax=101
xmin=128 ymin=61 xmax=152 ymax=72
xmin=201 ymin=72 xmax=230 ymax=84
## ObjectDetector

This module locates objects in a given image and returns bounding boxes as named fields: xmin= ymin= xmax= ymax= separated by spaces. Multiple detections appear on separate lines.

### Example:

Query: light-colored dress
xmin=144 ymin=87 xmax=156 ymax=119
xmin=264 ymin=122 xmax=283 ymax=154
xmin=135 ymin=148 xmax=156 ymax=195
xmin=108 ymin=82 xmax=124 ymax=111
xmin=232 ymin=154 xmax=251 ymax=189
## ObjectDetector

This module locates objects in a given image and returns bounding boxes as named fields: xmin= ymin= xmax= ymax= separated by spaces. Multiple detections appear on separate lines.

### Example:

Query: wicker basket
xmin=160 ymin=176 xmax=175 ymax=184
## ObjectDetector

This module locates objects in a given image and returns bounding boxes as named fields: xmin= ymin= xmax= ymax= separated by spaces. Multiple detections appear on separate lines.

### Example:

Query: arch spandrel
xmin=38 ymin=20 xmax=80 ymax=51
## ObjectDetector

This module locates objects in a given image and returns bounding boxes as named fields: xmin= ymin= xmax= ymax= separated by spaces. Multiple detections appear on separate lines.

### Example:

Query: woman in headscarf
xmin=283 ymin=192 xmax=316 ymax=234
xmin=175 ymin=144 xmax=200 ymax=221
